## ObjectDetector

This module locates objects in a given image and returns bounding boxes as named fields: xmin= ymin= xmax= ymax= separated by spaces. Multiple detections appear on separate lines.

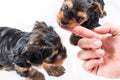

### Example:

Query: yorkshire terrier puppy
xmin=0 ymin=21 xmax=67 ymax=80
xmin=57 ymin=0 xmax=106 ymax=45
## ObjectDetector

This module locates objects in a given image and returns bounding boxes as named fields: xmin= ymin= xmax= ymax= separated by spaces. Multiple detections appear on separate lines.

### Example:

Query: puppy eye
xmin=63 ymin=5 xmax=68 ymax=11
xmin=77 ymin=16 xmax=84 ymax=19
xmin=76 ymin=16 xmax=84 ymax=22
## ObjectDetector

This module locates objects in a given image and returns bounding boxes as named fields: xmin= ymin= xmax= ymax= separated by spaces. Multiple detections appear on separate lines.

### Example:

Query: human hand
xmin=61 ymin=23 xmax=120 ymax=78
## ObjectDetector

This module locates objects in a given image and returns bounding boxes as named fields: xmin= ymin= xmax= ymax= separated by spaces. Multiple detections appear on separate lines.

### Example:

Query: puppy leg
xmin=14 ymin=65 xmax=45 ymax=80
xmin=44 ymin=66 xmax=65 ymax=77
xmin=70 ymin=33 xmax=82 ymax=46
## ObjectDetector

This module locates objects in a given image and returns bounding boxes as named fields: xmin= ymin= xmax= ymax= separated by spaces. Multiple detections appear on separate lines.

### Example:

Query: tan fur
xmin=44 ymin=66 xmax=65 ymax=77
xmin=63 ymin=0 xmax=73 ymax=9
xmin=92 ymin=2 xmax=106 ymax=18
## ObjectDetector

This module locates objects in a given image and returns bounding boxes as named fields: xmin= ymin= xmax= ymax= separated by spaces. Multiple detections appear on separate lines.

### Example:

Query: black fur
xmin=0 ymin=21 xmax=67 ymax=80
xmin=57 ymin=0 xmax=106 ymax=45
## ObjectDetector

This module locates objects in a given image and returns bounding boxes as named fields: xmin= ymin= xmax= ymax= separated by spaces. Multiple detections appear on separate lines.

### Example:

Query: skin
xmin=60 ymin=23 xmax=120 ymax=78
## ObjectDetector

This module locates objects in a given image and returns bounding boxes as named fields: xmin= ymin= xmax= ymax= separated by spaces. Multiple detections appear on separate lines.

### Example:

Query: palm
xmin=95 ymin=35 xmax=120 ymax=78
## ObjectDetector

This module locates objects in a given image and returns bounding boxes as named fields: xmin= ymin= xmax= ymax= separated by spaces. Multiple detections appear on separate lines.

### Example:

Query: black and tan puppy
xmin=0 ymin=21 xmax=67 ymax=80
xmin=57 ymin=0 xmax=106 ymax=45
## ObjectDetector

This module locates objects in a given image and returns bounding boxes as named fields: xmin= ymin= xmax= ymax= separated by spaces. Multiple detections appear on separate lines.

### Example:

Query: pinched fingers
xmin=78 ymin=38 xmax=102 ymax=49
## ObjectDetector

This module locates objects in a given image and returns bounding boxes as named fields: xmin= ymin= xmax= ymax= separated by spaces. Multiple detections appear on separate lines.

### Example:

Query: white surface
xmin=0 ymin=0 xmax=120 ymax=80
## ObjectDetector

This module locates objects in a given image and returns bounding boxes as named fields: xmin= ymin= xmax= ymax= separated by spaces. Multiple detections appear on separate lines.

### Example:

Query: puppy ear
xmin=26 ymin=39 xmax=54 ymax=55
xmin=26 ymin=42 xmax=54 ymax=65
xmin=26 ymin=44 xmax=40 ymax=52
xmin=90 ymin=2 xmax=106 ymax=18
xmin=33 ymin=21 xmax=48 ymax=30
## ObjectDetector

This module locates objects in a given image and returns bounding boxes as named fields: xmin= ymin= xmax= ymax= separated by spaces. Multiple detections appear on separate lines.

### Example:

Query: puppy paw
xmin=0 ymin=66 xmax=13 ymax=71
xmin=25 ymin=71 xmax=45 ymax=80
xmin=44 ymin=66 xmax=65 ymax=77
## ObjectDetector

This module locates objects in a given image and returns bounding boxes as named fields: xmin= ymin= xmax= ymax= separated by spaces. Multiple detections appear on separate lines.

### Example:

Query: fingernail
xmin=97 ymin=49 xmax=105 ymax=55
xmin=94 ymin=27 xmax=102 ymax=31
xmin=99 ymin=58 xmax=104 ymax=63
xmin=94 ymin=40 xmax=102 ymax=48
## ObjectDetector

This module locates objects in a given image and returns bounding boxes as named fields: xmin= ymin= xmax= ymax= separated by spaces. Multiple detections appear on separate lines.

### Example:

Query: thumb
xmin=94 ymin=23 xmax=120 ymax=36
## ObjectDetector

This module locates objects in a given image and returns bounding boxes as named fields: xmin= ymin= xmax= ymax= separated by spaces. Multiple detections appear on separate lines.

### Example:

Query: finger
xmin=94 ymin=23 xmax=120 ymax=36
xmin=82 ymin=58 xmax=103 ymax=72
xmin=77 ymin=49 xmax=105 ymax=61
xmin=78 ymin=38 xmax=102 ymax=49
xmin=60 ymin=25 xmax=102 ymax=39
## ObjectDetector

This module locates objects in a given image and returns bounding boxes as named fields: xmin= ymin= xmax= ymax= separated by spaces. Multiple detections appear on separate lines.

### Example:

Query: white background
xmin=0 ymin=0 xmax=120 ymax=80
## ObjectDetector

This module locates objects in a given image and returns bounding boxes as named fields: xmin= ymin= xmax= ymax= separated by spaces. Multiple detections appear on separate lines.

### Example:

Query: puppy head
xmin=26 ymin=21 xmax=67 ymax=67
xmin=57 ymin=0 xmax=106 ymax=27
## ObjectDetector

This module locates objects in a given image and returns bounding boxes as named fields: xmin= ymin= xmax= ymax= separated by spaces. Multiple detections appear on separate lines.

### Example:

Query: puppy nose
xmin=61 ymin=19 xmax=68 ymax=25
